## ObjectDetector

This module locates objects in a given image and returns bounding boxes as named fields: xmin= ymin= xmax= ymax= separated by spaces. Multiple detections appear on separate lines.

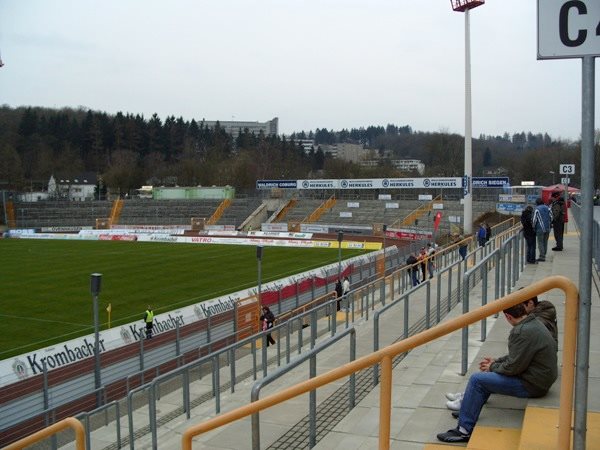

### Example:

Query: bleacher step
xmin=517 ymin=406 xmax=600 ymax=450
xmin=468 ymin=426 xmax=521 ymax=449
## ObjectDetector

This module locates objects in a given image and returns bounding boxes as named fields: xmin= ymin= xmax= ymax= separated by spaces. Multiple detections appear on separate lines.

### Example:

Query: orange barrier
xmin=3 ymin=417 xmax=85 ymax=450
xmin=182 ymin=275 xmax=578 ymax=450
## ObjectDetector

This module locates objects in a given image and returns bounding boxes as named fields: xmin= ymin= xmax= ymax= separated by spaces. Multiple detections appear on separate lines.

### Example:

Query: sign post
xmin=538 ymin=2 xmax=597 ymax=448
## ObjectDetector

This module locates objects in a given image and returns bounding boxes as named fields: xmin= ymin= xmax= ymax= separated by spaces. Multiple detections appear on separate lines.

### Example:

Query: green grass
xmin=0 ymin=239 xmax=368 ymax=359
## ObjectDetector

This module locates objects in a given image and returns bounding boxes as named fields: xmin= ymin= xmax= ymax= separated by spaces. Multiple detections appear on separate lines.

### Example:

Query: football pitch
xmin=0 ymin=239 xmax=369 ymax=359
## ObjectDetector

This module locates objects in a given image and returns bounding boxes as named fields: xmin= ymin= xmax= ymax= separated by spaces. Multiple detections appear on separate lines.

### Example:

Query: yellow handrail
xmin=303 ymin=195 xmax=336 ymax=223
xmin=182 ymin=275 xmax=578 ymax=450
xmin=4 ymin=417 xmax=85 ymax=450
xmin=207 ymin=199 xmax=232 ymax=225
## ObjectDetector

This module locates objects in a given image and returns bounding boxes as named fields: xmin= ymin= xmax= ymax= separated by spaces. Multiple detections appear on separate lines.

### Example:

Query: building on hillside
xmin=48 ymin=173 xmax=97 ymax=201
xmin=202 ymin=117 xmax=278 ymax=139
xmin=294 ymin=139 xmax=316 ymax=154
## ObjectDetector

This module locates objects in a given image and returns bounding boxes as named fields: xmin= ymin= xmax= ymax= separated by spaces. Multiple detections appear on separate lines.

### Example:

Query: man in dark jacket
xmin=437 ymin=303 xmax=557 ymax=443
xmin=550 ymin=191 xmax=566 ymax=251
xmin=521 ymin=205 xmax=537 ymax=263
xmin=523 ymin=295 xmax=558 ymax=344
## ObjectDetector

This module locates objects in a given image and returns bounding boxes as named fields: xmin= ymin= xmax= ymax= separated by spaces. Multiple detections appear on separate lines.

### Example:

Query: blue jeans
xmin=536 ymin=231 xmax=550 ymax=259
xmin=410 ymin=269 xmax=420 ymax=287
xmin=524 ymin=234 xmax=536 ymax=262
xmin=458 ymin=372 xmax=530 ymax=434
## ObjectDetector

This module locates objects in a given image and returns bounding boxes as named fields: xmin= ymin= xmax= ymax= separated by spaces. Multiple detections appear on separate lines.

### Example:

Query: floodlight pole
xmin=257 ymin=246 xmax=263 ymax=314
xmin=382 ymin=224 xmax=387 ymax=305
xmin=337 ymin=231 xmax=343 ymax=279
xmin=90 ymin=273 xmax=102 ymax=407
xmin=451 ymin=0 xmax=484 ymax=235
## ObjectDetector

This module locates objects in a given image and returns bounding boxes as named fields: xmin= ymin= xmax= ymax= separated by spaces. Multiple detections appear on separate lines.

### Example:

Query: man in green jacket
xmin=437 ymin=302 xmax=558 ymax=443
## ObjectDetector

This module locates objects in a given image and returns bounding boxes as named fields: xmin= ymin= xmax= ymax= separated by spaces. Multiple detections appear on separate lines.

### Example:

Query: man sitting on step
xmin=437 ymin=302 xmax=558 ymax=443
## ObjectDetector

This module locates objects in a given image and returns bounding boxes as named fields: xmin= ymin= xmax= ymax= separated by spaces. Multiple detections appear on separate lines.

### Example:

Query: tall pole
xmin=90 ymin=273 xmax=102 ymax=406
xmin=463 ymin=8 xmax=473 ymax=235
xmin=257 ymin=246 xmax=263 ymax=313
xmin=337 ymin=231 xmax=343 ymax=279
xmin=574 ymin=55 xmax=595 ymax=450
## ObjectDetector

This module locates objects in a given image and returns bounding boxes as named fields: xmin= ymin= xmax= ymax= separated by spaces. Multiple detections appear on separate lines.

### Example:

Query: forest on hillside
xmin=0 ymin=105 xmax=596 ymax=195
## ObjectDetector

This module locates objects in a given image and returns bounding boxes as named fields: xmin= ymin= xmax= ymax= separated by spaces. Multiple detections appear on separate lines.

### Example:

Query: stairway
xmin=425 ymin=406 xmax=600 ymax=449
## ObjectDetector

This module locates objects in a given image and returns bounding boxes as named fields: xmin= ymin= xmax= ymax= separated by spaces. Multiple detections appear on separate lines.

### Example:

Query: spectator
xmin=533 ymin=197 xmax=552 ymax=261
xmin=485 ymin=223 xmax=492 ymax=244
xmin=437 ymin=302 xmax=557 ymax=443
xmin=418 ymin=247 xmax=427 ymax=282
xmin=334 ymin=279 xmax=343 ymax=311
xmin=426 ymin=243 xmax=436 ymax=279
xmin=550 ymin=191 xmax=565 ymax=251
xmin=260 ymin=306 xmax=276 ymax=346
xmin=477 ymin=223 xmax=487 ymax=247
xmin=457 ymin=236 xmax=468 ymax=261
xmin=406 ymin=253 xmax=420 ymax=287
xmin=521 ymin=205 xmax=537 ymax=264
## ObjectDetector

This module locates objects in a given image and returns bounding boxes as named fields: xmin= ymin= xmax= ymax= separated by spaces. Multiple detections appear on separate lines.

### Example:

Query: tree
xmin=0 ymin=143 xmax=25 ymax=189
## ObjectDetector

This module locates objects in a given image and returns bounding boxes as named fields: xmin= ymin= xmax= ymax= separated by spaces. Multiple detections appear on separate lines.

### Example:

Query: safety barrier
xmin=3 ymin=417 xmax=85 ymax=450
xmin=182 ymin=275 xmax=578 ymax=450
xmin=250 ymin=327 xmax=356 ymax=450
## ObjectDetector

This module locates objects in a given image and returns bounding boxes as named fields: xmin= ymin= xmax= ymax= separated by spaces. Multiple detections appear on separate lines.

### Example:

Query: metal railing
xmin=3 ymin=417 xmax=86 ymax=450
xmin=250 ymin=327 xmax=356 ymax=450
xmin=9 ymin=221 xmax=525 ymax=449
xmin=182 ymin=275 xmax=579 ymax=450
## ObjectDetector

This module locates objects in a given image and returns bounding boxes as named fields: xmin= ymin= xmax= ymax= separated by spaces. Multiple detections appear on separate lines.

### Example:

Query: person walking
xmin=533 ymin=197 xmax=552 ymax=261
xmin=144 ymin=305 xmax=154 ymax=339
xmin=260 ymin=306 xmax=276 ymax=346
xmin=520 ymin=205 xmax=537 ymax=264
xmin=550 ymin=191 xmax=565 ymax=251
xmin=437 ymin=302 xmax=557 ymax=443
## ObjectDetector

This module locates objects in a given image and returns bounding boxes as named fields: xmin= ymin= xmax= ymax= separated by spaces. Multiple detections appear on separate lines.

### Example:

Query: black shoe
xmin=452 ymin=411 xmax=459 ymax=419
xmin=537 ymin=258 xmax=545 ymax=262
xmin=552 ymin=247 xmax=563 ymax=251
xmin=437 ymin=427 xmax=470 ymax=443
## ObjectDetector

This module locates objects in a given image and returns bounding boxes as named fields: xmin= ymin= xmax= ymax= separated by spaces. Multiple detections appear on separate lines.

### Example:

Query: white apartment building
xmin=202 ymin=117 xmax=278 ymax=139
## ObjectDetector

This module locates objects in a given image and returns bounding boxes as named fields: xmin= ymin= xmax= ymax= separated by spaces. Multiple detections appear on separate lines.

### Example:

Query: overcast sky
xmin=0 ymin=0 xmax=598 ymax=141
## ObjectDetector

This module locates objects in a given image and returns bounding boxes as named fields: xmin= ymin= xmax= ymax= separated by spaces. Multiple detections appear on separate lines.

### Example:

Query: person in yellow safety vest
xmin=144 ymin=306 xmax=154 ymax=339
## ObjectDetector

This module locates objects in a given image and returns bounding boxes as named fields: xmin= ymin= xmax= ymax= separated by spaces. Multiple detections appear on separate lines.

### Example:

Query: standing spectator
xmin=477 ymin=223 xmax=487 ymax=247
xmin=457 ymin=236 xmax=468 ymax=261
xmin=144 ymin=305 xmax=154 ymax=339
xmin=340 ymin=276 xmax=351 ymax=311
xmin=436 ymin=302 xmax=557 ymax=443
xmin=426 ymin=243 xmax=436 ymax=279
xmin=550 ymin=191 xmax=565 ymax=251
xmin=485 ymin=223 xmax=492 ymax=244
xmin=406 ymin=253 xmax=420 ymax=287
xmin=533 ymin=197 xmax=552 ymax=261
xmin=521 ymin=205 xmax=537 ymax=264
xmin=260 ymin=306 xmax=276 ymax=346
xmin=418 ymin=247 xmax=427 ymax=282
xmin=334 ymin=279 xmax=343 ymax=311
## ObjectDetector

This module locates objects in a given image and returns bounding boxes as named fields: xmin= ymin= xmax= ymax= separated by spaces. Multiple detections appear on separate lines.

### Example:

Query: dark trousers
xmin=524 ymin=234 xmax=536 ymax=263
xmin=553 ymin=221 xmax=564 ymax=249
